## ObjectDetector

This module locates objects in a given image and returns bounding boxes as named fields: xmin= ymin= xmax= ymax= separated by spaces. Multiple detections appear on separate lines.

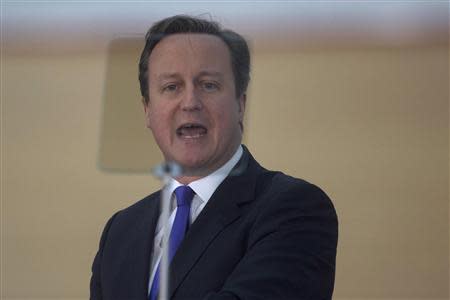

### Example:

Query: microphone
xmin=152 ymin=162 xmax=183 ymax=181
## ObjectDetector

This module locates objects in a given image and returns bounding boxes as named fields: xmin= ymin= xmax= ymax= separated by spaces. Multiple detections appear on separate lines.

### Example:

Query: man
xmin=91 ymin=15 xmax=338 ymax=300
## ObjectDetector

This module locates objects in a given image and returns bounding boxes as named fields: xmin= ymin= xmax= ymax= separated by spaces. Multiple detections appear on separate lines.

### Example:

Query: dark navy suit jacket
xmin=90 ymin=147 xmax=338 ymax=300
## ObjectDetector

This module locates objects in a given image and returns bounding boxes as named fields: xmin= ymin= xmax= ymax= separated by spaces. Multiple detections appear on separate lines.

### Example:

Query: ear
xmin=238 ymin=93 xmax=246 ymax=116
xmin=143 ymin=99 xmax=151 ymax=129
xmin=238 ymin=93 xmax=246 ymax=131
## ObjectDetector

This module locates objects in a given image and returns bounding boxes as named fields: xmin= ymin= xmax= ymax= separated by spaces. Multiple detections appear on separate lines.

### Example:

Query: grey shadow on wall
xmin=98 ymin=37 xmax=163 ymax=173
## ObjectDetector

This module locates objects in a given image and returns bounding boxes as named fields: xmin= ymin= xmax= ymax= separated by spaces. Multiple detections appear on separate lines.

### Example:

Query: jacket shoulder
xmin=117 ymin=191 xmax=160 ymax=218
xmin=256 ymin=171 xmax=337 ymax=219
xmin=103 ymin=191 xmax=160 ymax=238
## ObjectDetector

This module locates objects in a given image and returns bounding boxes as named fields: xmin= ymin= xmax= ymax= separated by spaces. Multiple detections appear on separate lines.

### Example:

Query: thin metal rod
xmin=159 ymin=175 xmax=171 ymax=300
xmin=152 ymin=162 xmax=182 ymax=300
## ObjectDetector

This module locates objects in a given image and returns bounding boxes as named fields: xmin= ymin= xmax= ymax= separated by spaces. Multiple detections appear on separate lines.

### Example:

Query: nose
xmin=180 ymin=85 xmax=203 ymax=111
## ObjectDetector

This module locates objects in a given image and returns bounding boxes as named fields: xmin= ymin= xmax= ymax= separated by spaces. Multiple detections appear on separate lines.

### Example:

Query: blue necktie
xmin=149 ymin=186 xmax=194 ymax=300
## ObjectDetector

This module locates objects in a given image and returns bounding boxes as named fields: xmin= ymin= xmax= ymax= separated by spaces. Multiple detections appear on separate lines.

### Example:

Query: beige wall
xmin=2 ymin=44 xmax=448 ymax=299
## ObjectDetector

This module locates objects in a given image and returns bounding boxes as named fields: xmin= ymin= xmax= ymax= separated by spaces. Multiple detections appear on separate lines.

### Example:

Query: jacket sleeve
xmin=204 ymin=182 xmax=338 ymax=300
xmin=90 ymin=213 xmax=119 ymax=300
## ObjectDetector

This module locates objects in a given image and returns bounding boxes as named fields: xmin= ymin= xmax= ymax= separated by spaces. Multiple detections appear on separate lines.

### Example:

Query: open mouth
xmin=176 ymin=123 xmax=207 ymax=139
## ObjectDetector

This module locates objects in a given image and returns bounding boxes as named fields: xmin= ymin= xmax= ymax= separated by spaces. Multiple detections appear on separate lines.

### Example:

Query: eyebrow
xmin=156 ymin=71 xmax=224 ymax=82
xmin=156 ymin=73 xmax=181 ymax=81
xmin=196 ymin=71 xmax=224 ymax=79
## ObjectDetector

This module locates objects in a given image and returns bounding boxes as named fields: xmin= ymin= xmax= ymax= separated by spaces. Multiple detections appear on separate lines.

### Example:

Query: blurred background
xmin=2 ymin=1 xmax=448 ymax=299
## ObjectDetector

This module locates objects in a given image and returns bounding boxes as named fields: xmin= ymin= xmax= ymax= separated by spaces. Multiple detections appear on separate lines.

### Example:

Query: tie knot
xmin=174 ymin=185 xmax=194 ymax=207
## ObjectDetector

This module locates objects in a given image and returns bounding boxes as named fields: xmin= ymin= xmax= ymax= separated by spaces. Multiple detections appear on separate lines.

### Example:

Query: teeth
xmin=184 ymin=133 xmax=203 ymax=139
xmin=176 ymin=123 xmax=207 ymax=138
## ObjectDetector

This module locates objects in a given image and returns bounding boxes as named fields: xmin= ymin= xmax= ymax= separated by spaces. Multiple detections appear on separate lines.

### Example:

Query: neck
xmin=174 ymin=144 xmax=242 ymax=185
xmin=175 ymin=175 xmax=203 ymax=185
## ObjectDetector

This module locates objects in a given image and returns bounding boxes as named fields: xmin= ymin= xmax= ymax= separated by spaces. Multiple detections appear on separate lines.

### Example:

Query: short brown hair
xmin=138 ymin=15 xmax=250 ymax=104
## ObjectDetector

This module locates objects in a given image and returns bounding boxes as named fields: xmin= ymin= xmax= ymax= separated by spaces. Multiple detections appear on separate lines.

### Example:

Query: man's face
xmin=144 ymin=34 xmax=245 ymax=182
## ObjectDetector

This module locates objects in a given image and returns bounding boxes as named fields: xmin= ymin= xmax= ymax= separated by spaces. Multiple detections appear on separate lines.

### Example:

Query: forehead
xmin=148 ymin=33 xmax=232 ymax=76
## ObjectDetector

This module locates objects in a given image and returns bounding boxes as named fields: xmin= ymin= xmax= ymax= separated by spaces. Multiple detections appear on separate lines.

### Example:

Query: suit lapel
xmin=168 ymin=147 xmax=261 ymax=298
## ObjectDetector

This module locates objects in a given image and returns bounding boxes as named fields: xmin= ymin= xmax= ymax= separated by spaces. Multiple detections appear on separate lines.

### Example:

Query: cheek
xmin=213 ymin=103 xmax=241 ymax=132
xmin=147 ymin=109 xmax=169 ymax=136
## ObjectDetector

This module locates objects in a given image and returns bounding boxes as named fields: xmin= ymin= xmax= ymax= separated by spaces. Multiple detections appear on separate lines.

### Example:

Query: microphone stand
xmin=152 ymin=162 xmax=182 ymax=300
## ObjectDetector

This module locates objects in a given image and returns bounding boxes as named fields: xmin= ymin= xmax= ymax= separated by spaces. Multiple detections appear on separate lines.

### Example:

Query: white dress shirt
xmin=148 ymin=145 xmax=243 ymax=293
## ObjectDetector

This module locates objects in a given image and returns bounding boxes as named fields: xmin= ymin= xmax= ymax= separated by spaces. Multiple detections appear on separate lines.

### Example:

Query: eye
xmin=162 ymin=83 xmax=178 ymax=93
xmin=201 ymin=81 xmax=219 ymax=92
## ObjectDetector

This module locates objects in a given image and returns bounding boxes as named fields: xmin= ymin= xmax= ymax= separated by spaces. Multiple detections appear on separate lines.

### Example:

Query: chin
xmin=178 ymin=159 xmax=205 ymax=172
xmin=176 ymin=156 xmax=210 ymax=175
